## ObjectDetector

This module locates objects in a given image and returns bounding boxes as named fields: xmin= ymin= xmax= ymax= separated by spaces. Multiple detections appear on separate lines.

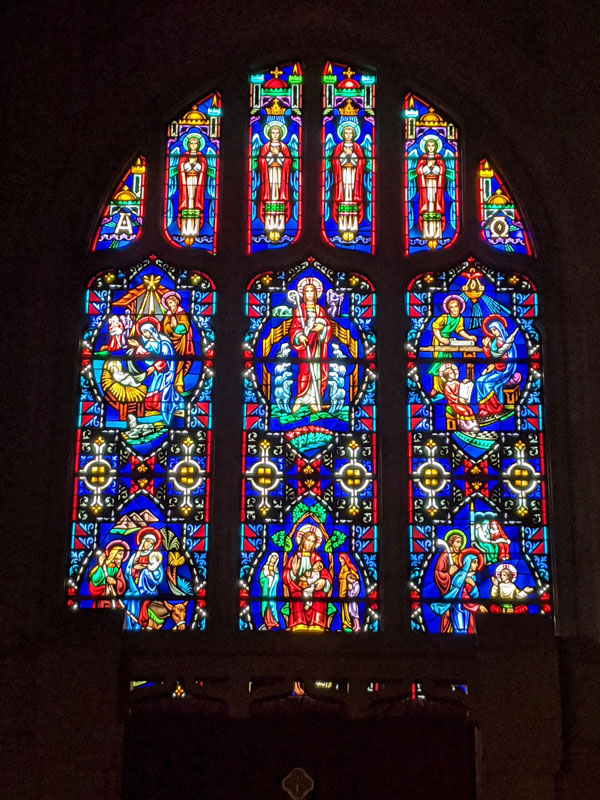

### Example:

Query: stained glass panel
xmin=67 ymin=257 xmax=215 ymax=630
xmin=92 ymin=156 xmax=146 ymax=250
xmin=163 ymin=94 xmax=221 ymax=253
xmin=479 ymin=159 xmax=533 ymax=255
xmin=403 ymin=94 xmax=459 ymax=254
xmin=406 ymin=260 xmax=551 ymax=633
xmin=240 ymin=259 xmax=378 ymax=632
xmin=248 ymin=63 xmax=302 ymax=254
xmin=321 ymin=62 xmax=376 ymax=253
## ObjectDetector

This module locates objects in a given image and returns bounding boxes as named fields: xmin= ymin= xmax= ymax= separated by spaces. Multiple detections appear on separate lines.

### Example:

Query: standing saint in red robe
xmin=177 ymin=135 xmax=207 ymax=246
xmin=289 ymin=277 xmax=332 ymax=413
xmin=258 ymin=122 xmax=291 ymax=243
xmin=332 ymin=124 xmax=365 ymax=242
xmin=417 ymin=137 xmax=446 ymax=249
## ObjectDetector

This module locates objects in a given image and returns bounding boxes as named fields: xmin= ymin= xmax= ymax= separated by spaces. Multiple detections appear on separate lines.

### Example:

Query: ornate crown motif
xmin=266 ymin=98 xmax=287 ymax=116
xmin=338 ymin=98 xmax=360 ymax=116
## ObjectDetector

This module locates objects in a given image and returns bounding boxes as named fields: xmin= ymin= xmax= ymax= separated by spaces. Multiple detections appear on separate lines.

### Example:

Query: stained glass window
xmin=67 ymin=257 xmax=215 ymax=630
xmin=92 ymin=156 xmax=146 ymax=250
xmin=403 ymin=94 xmax=459 ymax=254
xmin=248 ymin=63 xmax=303 ymax=254
xmin=479 ymin=159 xmax=534 ymax=255
xmin=406 ymin=260 xmax=551 ymax=633
xmin=321 ymin=62 xmax=376 ymax=253
xmin=163 ymin=94 xmax=222 ymax=253
xmin=240 ymin=259 xmax=378 ymax=632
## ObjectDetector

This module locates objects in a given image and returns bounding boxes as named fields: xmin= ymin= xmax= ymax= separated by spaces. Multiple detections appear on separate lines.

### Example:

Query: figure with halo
xmin=258 ymin=120 xmax=291 ymax=242
xmin=491 ymin=563 xmax=534 ymax=613
xmin=428 ymin=294 xmax=477 ymax=397
xmin=417 ymin=136 xmax=446 ymax=248
xmin=161 ymin=290 xmax=195 ymax=396
xmin=177 ymin=133 xmax=207 ymax=245
xmin=332 ymin=120 xmax=365 ymax=242
xmin=287 ymin=277 xmax=332 ymax=413
xmin=282 ymin=520 xmax=333 ymax=631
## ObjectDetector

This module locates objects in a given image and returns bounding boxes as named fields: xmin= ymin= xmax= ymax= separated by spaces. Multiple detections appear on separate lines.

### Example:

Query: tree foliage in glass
xmin=403 ymin=94 xmax=459 ymax=254
xmin=479 ymin=159 xmax=533 ymax=255
xmin=163 ymin=93 xmax=222 ymax=253
xmin=67 ymin=258 xmax=215 ymax=630
xmin=248 ymin=63 xmax=303 ymax=254
xmin=240 ymin=259 xmax=378 ymax=632
xmin=92 ymin=156 xmax=146 ymax=250
xmin=321 ymin=62 xmax=376 ymax=253
xmin=406 ymin=261 xmax=551 ymax=633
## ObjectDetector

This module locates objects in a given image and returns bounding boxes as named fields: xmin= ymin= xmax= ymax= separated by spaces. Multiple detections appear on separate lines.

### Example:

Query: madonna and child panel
xmin=240 ymin=258 xmax=378 ymax=632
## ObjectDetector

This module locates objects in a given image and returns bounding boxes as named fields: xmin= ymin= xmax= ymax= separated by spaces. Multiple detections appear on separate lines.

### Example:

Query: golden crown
xmin=266 ymin=98 xmax=286 ymax=116
xmin=339 ymin=98 xmax=359 ymax=116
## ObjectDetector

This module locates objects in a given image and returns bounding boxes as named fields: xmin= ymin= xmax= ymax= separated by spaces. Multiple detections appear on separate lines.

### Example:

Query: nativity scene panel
xmin=406 ymin=260 xmax=551 ymax=633
xmin=67 ymin=258 xmax=215 ymax=630
xmin=240 ymin=259 xmax=378 ymax=632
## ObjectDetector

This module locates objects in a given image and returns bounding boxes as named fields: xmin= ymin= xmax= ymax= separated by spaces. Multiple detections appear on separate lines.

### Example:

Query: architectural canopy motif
xmin=92 ymin=156 xmax=146 ymax=250
xmin=479 ymin=159 xmax=534 ymax=255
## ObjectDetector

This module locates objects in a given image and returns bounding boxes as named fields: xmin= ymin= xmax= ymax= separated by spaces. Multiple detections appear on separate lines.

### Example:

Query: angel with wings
xmin=257 ymin=121 xmax=291 ymax=243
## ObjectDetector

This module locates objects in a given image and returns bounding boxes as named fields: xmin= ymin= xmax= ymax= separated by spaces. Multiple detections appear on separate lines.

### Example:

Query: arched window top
xmin=89 ymin=67 xmax=537 ymax=266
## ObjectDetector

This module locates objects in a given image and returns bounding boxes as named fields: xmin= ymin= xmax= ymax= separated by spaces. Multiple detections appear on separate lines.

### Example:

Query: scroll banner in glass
xmin=406 ymin=260 xmax=551 ymax=633
xmin=248 ymin=63 xmax=303 ymax=254
xmin=67 ymin=258 xmax=215 ymax=630
xmin=322 ymin=62 xmax=376 ymax=253
xmin=240 ymin=258 xmax=378 ymax=632
xmin=92 ymin=156 xmax=146 ymax=251
xmin=163 ymin=94 xmax=222 ymax=253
